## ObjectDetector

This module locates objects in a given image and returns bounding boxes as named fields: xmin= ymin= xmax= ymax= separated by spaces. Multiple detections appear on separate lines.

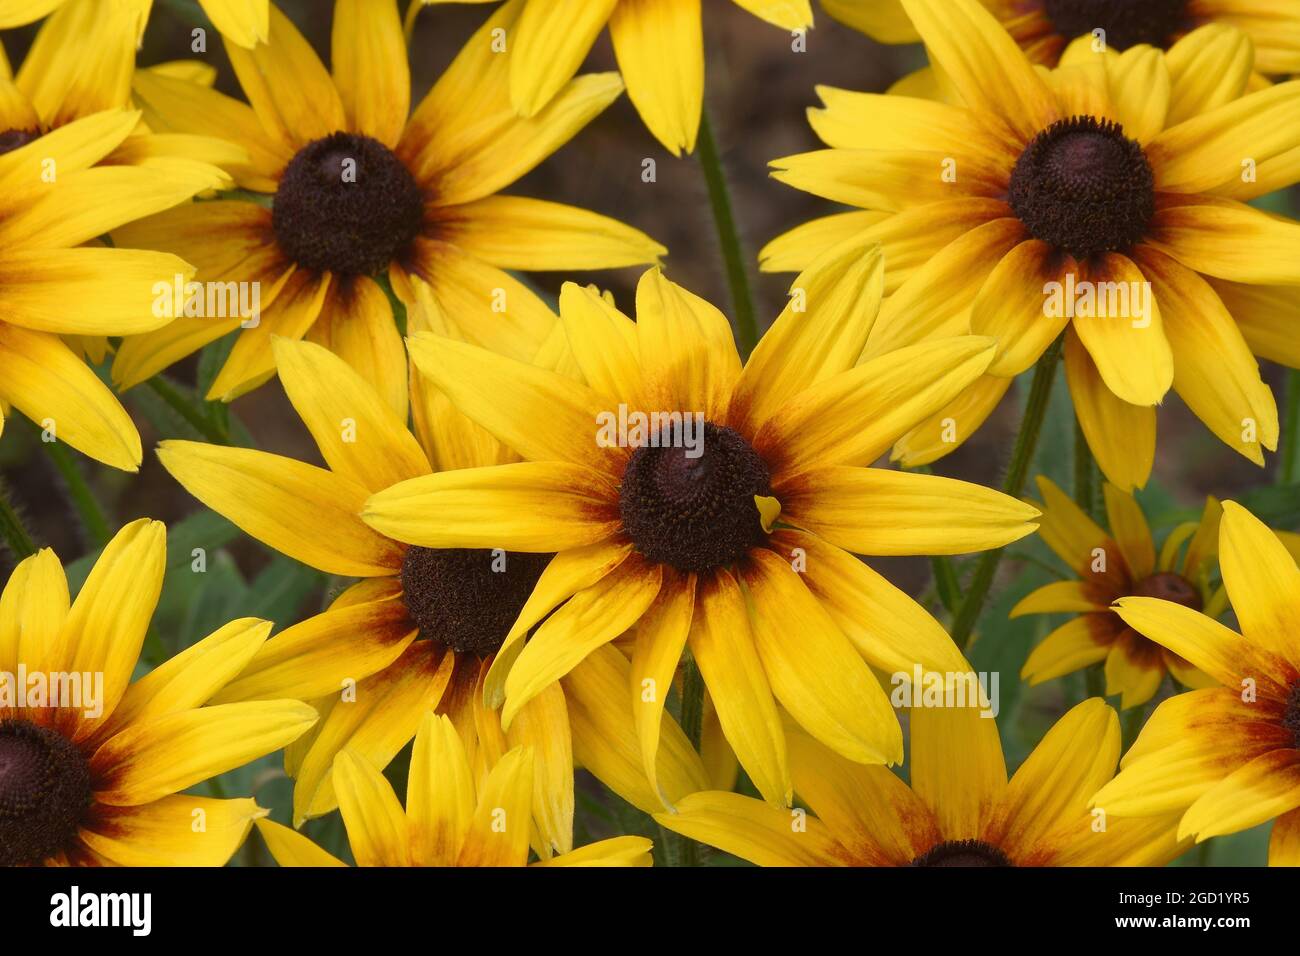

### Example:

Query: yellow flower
xmin=157 ymin=319 xmax=708 ymax=853
xmin=0 ymin=0 xmax=269 ymax=47
xmin=1016 ymin=476 xmax=1222 ymax=708
xmin=1091 ymin=502 xmax=1300 ymax=866
xmin=114 ymin=0 xmax=664 ymax=413
xmin=255 ymin=712 xmax=653 ymax=866
xmin=764 ymin=0 xmax=1300 ymax=491
xmin=834 ymin=0 xmax=1300 ymax=77
xmin=420 ymin=0 xmax=813 ymax=155
xmin=363 ymin=246 xmax=1040 ymax=809
xmin=0 ymin=519 xmax=318 ymax=866
xmin=656 ymin=698 xmax=1187 ymax=866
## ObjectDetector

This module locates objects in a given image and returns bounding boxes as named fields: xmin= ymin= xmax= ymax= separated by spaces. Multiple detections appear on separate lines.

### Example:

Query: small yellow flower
xmin=656 ymin=698 xmax=1188 ymax=866
xmin=114 ymin=0 xmax=664 ymax=411
xmin=1092 ymin=502 xmax=1300 ymax=866
xmin=256 ymin=712 xmax=653 ymax=867
xmin=765 ymin=0 xmax=1300 ymax=490
xmin=157 ymin=311 xmax=708 ymax=853
xmin=363 ymin=246 xmax=1040 ymax=809
xmin=1016 ymin=476 xmax=1222 ymax=708
xmin=0 ymin=519 xmax=317 ymax=866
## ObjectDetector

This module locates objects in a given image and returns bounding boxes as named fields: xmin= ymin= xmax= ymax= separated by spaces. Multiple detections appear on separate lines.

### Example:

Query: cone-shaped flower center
xmin=0 ymin=718 xmax=92 ymax=866
xmin=400 ymin=547 xmax=552 ymax=658
xmin=912 ymin=839 xmax=1014 ymax=867
xmin=1134 ymin=571 xmax=1202 ymax=611
xmin=1008 ymin=116 xmax=1155 ymax=260
xmin=1284 ymin=683 xmax=1300 ymax=749
xmin=1044 ymin=0 xmax=1188 ymax=51
xmin=273 ymin=131 xmax=424 ymax=276
xmin=0 ymin=128 xmax=40 ymax=155
xmin=619 ymin=422 xmax=771 ymax=573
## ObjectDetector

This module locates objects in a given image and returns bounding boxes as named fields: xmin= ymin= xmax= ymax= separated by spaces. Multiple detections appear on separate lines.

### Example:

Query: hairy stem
xmin=697 ymin=109 xmax=759 ymax=359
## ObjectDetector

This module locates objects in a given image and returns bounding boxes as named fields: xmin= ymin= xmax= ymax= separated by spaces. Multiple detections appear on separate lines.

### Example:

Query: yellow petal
xmin=158 ymin=440 xmax=405 ymax=577
xmin=557 ymin=281 xmax=642 ymax=404
xmin=363 ymin=461 xmax=620 ymax=552
xmin=456 ymin=745 xmax=534 ymax=867
xmin=687 ymin=570 xmax=790 ymax=806
xmin=534 ymin=835 xmax=653 ymax=867
xmin=1106 ymin=45 xmax=1170 ymax=144
xmin=742 ymin=550 xmax=902 ymax=766
xmin=1219 ymin=500 xmax=1300 ymax=670
xmin=93 ymin=700 xmax=319 ymax=806
xmin=407 ymin=712 xmax=476 ymax=866
xmin=1063 ymin=328 xmax=1155 ymax=491
xmin=910 ymin=699 xmax=1007 ymax=842
xmin=333 ymin=748 xmax=412 ymax=866
xmin=608 ymin=0 xmax=702 ymax=156
xmin=273 ymin=335 xmax=429 ymax=494
xmin=200 ymin=0 xmax=270 ymax=48
xmin=255 ymin=818 xmax=347 ymax=867
xmin=1164 ymin=24 xmax=1254 ymax=125
xmin=969 ymin=240 xmax=1073 ymax=376
xmin=1135 ymin=245 xmax=1279 ymax=465
xmin=1103 ymin=483 xmax=1156 ymax=581
xmin=630 ymin=570 xmax=696 ymax=805
xmin=1146 ymin=196 xmax=1300 ymax=285
xmin=502 ymin=553 xmax=662 ymax=729
xmin=1179 ymin=748 xmax=1300 ymax=841
xmin=82 ymin=796 xmax=266 ymax=867
xmin=331 ymin=0 xmax=407 ymax=147
xmin=0 ymin=324 xmax=141 ymax=470
xmin=437 ymin=195 xmax=664 ymax=271
xmin=654 ymin=791 xmax=847 ymax=866
xmin=1269 ymin=807 xmax=1300 ymax=867
xmin=511 ymin=0 xmax=618 ymax=116
xmin=778 ymin=465 xmax=1039 ymax=556
xmin=0 ymin=548 xmax=68 ymax=675
xmin=1021 ymin=615 xmax=1116 ymax=684
xmin=1011 ymin=581 xmax=1107 ymax=618
xmin=505 ymin=681 xmax=574 ymax=855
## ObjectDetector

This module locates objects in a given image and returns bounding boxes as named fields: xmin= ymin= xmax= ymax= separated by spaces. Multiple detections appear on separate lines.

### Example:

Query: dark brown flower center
xmin=1043 ymin=0 xmax=1189 ymax=50
xmin=1283 ymin=683 xmax=1300 ymax=750
xmin=1134 ymin=571 xmax=1202 ymax=611
xmin=0 ymin=718 xmax=93 ymax=866
xmin=911 ymin=839 xmax=1014 ymax=867
xmin=1008 ymin=115 xmax=1154 ymax=260
xmin=618 ymin=422 xmax=770 ymax=573
xmin=400 ymin=547 xmax=551 ymax=658
xmin=0 ymin=128 xmax=40 ymax=155
xmin=273 ymin=131 xmax=424 ymax=276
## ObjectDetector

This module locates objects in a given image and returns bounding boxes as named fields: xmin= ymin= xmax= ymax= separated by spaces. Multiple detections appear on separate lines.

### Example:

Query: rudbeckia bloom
xmin=114 ymin=0 xmax=663 ymax=415
xmin=0 ymin=519 xmax=318 ymax=866
xmin=363 ymin=249 xmax=1040 ymax=808
xmin=835 ymin=0 xmax=1300 ymax=76
xmin=1016 ymin=476 xmax=1221 ymax=708
xmin=0 ymin=0 xmax=269 ymax=47
xmin=656 ymin=698 xmax=1186 ymax=866
xmin=1091 ymin=502 xmax=1300 ymax=867
xmin=765 ymin=0 xmax=1300 ymax=491
xmin=420 ymin=0 xmax=813 ymax=155
xmin=158 ymin=324 xmax=708 ymax=852
xmin=255 ymin=713 xmax=653 ymax=866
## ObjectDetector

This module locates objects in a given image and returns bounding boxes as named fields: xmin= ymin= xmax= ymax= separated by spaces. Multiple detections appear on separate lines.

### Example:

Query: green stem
xmin=43 ymin=440 xmax=112 ymax=548
xmin=0 ymin=480 xmax=36 ymax=559
xmin=696 ymin=109 xmax=759 ymax=359
xmin=950 ymin=338 xmax=1064 ymax=650
xmin=1072 ymin=416 xmax=1101 ymax=521
xmin=146 ymin=374 xmax=230 ymax=445
xmin=1281 ymin=368 xmax=1300 ymax=486
xmin=664 ymin=656 xmax=707 ymax=867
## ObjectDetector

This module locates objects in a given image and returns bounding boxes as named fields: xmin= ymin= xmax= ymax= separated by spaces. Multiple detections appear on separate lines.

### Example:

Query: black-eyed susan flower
xmin=420 ymin=0 xmax=812 ymax=156
xmin=1016 ymin=476 xmax=1221 ymax=708
xmin=256 ymin=713 xmax=652 ymax=866
xmin=833 ymin=0 xmax=1300 ymax=76
xmin=0 ymin=519 xmax=318 ymax=866
xmin=0 ymin=0 xmax=269 ymax=47
xmin=157 ymin=322 xmax=708 ymax=853
xmin=764 ymin=0 xmax=1300 ymax=491
xmin=113 ymin=0 xmax=663 ymax=415
xmin=362 ymin=248 xmax=1040 ymax=808
xmin=656 ymin=698 xmax=1186 ymax=866
xmin=1092 ymin=501 xmax=1300 ymax=867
